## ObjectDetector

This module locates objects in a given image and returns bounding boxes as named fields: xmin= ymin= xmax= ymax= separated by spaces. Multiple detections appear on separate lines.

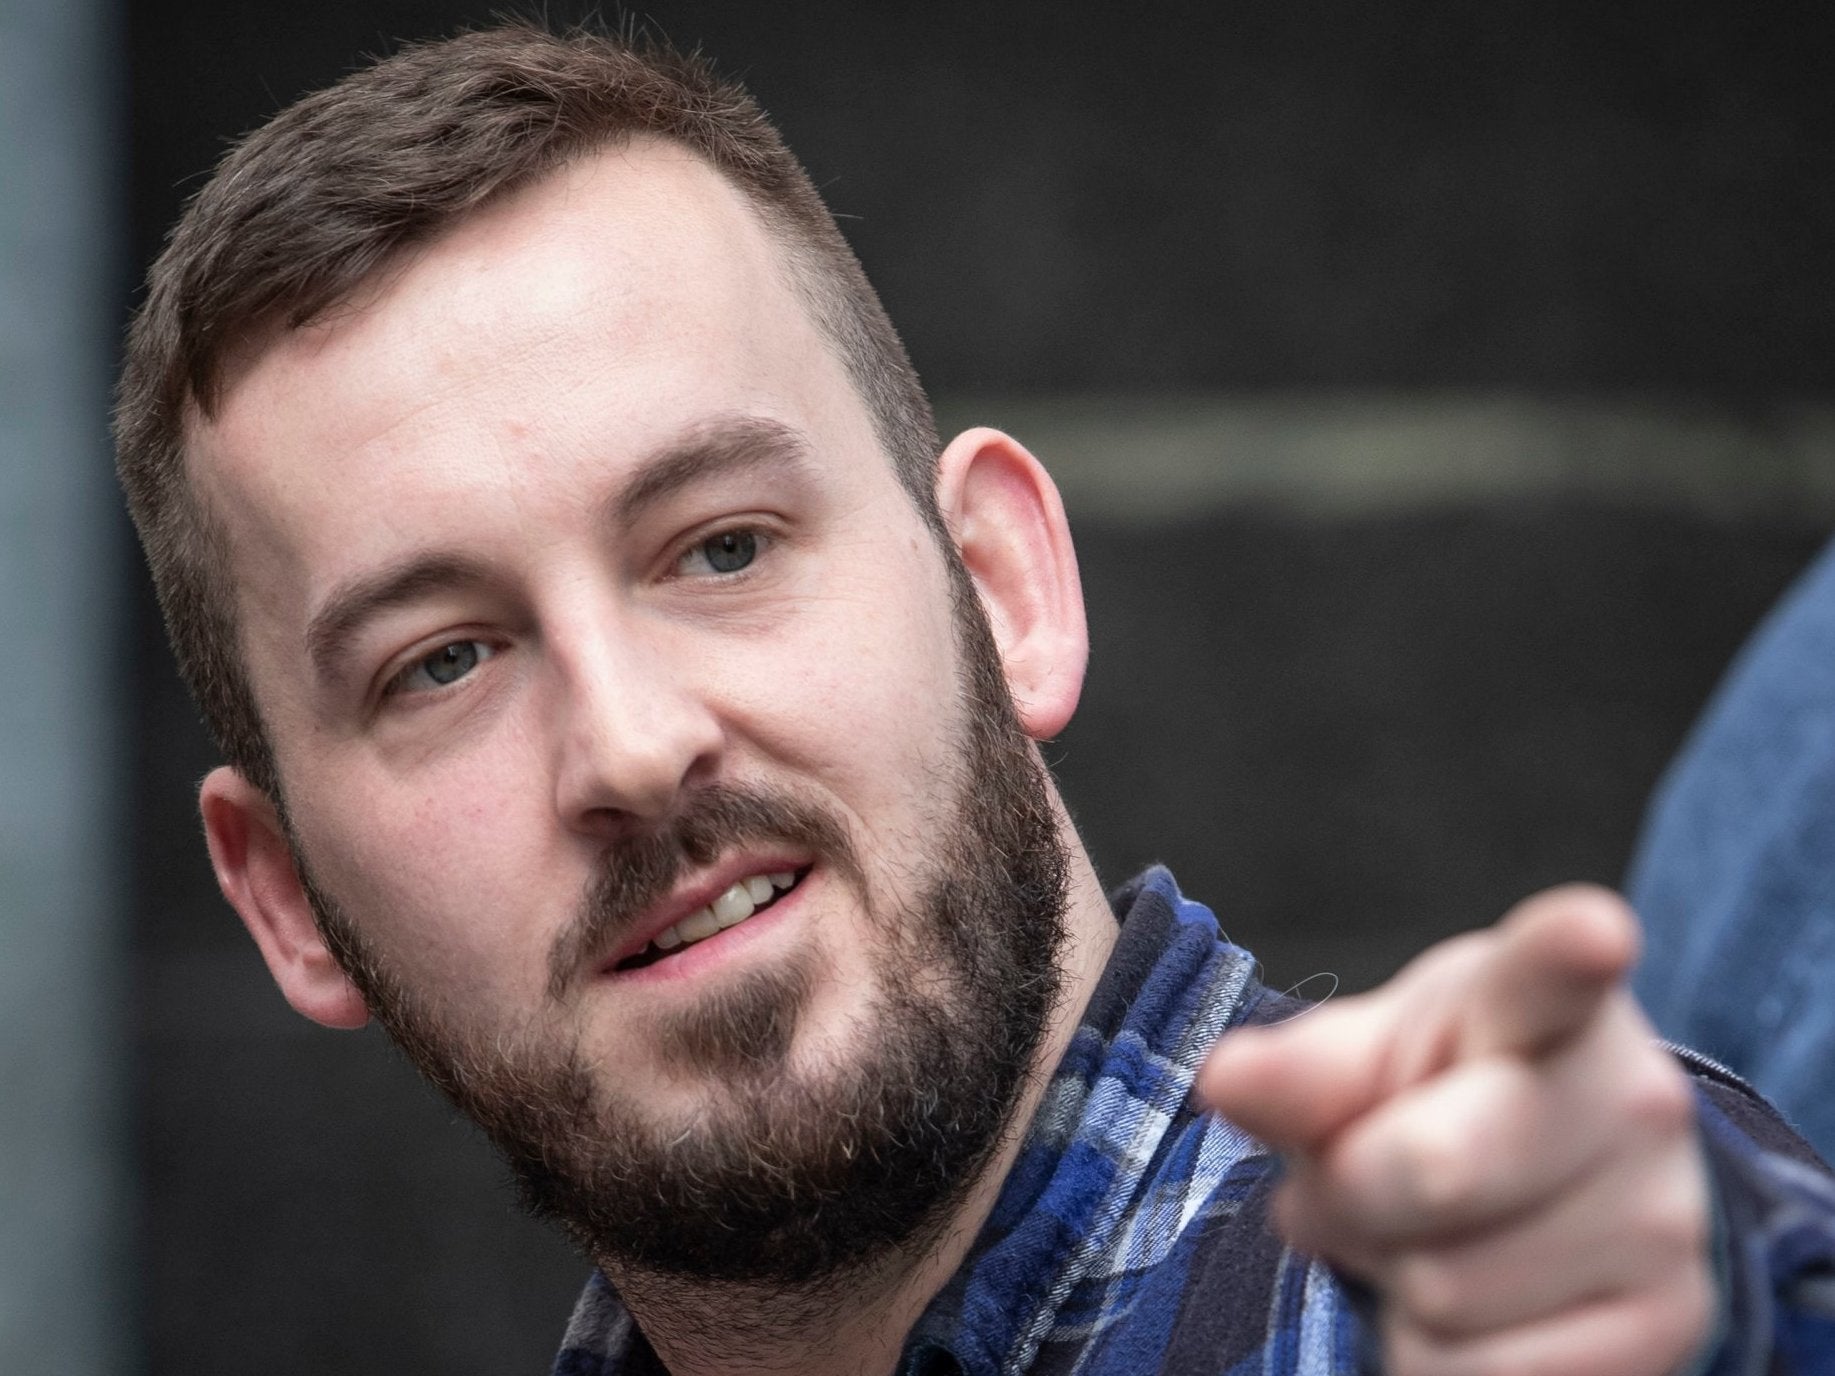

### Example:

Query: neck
xmin=609 ymin=808 xmax=1119 ymax=1376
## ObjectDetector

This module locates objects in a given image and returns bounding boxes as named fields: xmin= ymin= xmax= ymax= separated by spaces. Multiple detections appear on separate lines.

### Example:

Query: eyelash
xmin=382 ymin=638 xmax=496 ymax=700
xmin=373 ymin=524 xmax=776 ymax=705
xmin=673 ymin=523 xmax=773 ymax=578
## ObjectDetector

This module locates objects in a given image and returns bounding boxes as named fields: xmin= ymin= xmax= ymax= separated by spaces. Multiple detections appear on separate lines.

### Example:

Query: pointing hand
xmin=1197 ymin=886 xmax=1713 ymax=1376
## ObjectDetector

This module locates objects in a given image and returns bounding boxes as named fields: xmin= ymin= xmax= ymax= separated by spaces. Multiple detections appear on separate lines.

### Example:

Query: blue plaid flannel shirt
xmin=553 ymin=868 xmax=1835 ymax=1375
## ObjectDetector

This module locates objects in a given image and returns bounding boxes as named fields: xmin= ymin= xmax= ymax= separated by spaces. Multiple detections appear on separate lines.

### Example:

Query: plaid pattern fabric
xmin=552 ymin=868 xmax=1835 ymax=1375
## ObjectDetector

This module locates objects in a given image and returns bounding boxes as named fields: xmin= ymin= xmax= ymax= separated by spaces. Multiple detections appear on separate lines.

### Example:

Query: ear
xmin=199 ymin=766 xmax=371 ymax=1030
xmin=934 ymin=427 xmax=1089 ymax=739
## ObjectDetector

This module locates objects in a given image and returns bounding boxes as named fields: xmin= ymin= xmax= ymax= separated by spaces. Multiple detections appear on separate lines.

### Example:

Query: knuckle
xmin=1607 ymin=1144 xmax=1711 ymax=1260
xmin=1598 ymin=1278 xmax=1717 ymax=1376
xmin=1391 ymin=1255 xmax=1468 ymax=1334
xmin=1393 ymin=1129 xmax=1486 ymax=1218
xmin=1382 ymin=1318 xmax=1453 ymax=1376
xmin=1622 ymin=1056 xmax=1695 ymax=1136
xmin=1385 ymin=1323 xmax=1514 ymax=1376
xmin=1640 ymin=1183 xmax=1711 ymax=1258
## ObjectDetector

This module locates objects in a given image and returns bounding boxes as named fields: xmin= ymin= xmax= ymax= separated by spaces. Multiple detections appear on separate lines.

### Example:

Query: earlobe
xmin=199 ymin=766 xmax=371 ymax=1030
xmin=934 ymin=428 xmax=1089 ymax=739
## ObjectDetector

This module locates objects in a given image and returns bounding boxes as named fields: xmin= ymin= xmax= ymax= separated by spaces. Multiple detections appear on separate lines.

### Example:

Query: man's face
xmin=192 ymin=142 xmax=1067 ymax=1280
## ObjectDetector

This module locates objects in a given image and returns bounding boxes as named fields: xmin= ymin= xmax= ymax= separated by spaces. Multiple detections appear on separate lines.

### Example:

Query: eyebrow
xmin=602 ymin=414 xmax=814 ymax=534
xmin=306 ymin=553 xmax=495 ymax=681
xmin=304 ymin=416 xmax=816 ymax=680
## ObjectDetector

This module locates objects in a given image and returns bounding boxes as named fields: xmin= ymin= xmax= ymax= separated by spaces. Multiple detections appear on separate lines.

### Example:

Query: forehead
xmin=189 ymin=139 xmax=869 ymax=566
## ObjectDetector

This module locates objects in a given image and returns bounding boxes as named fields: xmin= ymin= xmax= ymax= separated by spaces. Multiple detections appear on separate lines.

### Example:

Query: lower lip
xmin=602 ymin=872 xmax=811 ymax=988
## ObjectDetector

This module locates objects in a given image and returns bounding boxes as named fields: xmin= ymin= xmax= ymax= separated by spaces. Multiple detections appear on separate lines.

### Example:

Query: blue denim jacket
xmin=1630 ymin=537 xmax=1835 ymax=1166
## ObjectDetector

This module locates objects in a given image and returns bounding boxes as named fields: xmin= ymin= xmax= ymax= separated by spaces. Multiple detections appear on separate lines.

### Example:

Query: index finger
xmin=1195 ymin=885 xmax=1642 ymax=1156
xmin=1458 ymin=884 xmax=1640 ymax=1062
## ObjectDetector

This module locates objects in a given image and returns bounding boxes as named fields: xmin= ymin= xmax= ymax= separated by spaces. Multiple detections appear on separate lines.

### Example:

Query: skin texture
xmin=188 ymin=139 xmax=1713 ymax=1375
xmin=1199 ymin=886 xmax=1712 ymax=1376
xmin=192 ymin=141 xmax=1120 ymax=1376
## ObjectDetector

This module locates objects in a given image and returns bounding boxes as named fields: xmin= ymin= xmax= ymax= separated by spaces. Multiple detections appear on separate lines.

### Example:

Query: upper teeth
xmin=652 ymin=871 xmax=796 ymax=953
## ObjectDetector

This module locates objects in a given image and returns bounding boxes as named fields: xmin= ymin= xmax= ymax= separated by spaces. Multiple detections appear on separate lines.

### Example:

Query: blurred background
xmin=5 ymin=0 xmax=1833 ymax=1370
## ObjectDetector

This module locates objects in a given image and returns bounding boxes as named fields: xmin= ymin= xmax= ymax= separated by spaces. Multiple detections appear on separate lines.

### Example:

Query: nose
xmin=548 ymin=617 xmax=725 ymax=837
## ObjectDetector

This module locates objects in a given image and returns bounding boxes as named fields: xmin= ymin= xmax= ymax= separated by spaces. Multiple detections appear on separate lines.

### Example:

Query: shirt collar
xmin=901 ymin=867 xmax=1261 ymax=1374
xmin=551 ymin=868 xmax=1263 ymax=1376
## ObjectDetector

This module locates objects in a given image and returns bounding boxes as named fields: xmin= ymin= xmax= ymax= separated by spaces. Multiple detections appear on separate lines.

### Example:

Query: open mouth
xmin=613 ymin=867 xmax=809 ymax=973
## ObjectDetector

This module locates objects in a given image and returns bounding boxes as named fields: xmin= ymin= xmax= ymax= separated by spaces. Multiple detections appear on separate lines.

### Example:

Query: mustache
xmin=546 ymin=785 xmax=861 ymax=999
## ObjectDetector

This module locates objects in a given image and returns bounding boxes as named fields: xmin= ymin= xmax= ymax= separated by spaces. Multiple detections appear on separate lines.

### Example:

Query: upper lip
xmin=600 ymin=850 xmax=811 ymax=972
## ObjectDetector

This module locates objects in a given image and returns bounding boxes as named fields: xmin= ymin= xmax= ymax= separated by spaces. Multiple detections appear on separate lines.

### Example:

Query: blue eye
xmin=687 ymin=529 xmax=759 ymax=575
xmin=389 ymin=640 xmax=492 ymax=695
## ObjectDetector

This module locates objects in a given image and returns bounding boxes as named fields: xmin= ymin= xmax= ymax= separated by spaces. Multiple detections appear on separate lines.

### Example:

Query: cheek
xmin=718 ymin=561 xmax=971 ymax=821
xmin=287 ymin=745 xmax=565 ymax=1001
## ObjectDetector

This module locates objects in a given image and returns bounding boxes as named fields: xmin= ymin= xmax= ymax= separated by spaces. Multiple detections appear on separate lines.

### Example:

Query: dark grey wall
xmin=128 ymin=1 xmax=1835 ymax=393
xmin=122 ymin=3 xmax=1834 ymax=1372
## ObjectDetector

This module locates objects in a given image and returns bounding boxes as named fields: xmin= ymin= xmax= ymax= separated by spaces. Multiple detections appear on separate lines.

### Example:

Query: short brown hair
xmin=115 ymin=21 xmax=941 ymax=800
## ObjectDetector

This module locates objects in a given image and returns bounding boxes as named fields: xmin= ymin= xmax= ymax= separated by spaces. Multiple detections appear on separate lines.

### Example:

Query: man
xmin=115 ymin=23 xmax=1835 ymax=1375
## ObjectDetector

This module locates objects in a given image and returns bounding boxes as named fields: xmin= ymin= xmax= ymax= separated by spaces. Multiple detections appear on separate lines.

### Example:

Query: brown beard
xmin=296 ymin=576 xmax=1071 ymax=1285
